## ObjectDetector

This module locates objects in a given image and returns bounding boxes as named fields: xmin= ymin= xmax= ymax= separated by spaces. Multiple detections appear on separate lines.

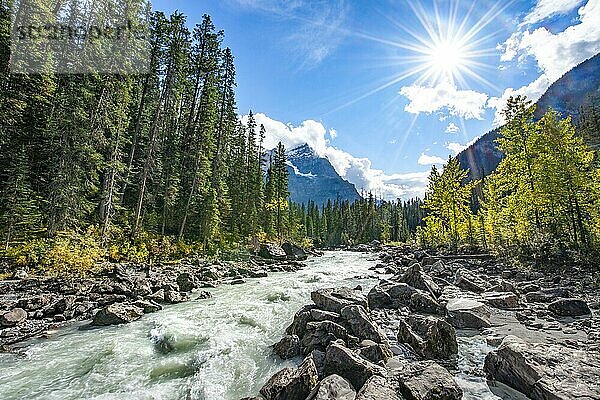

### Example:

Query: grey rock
xmin=454 ymin=269 xmax=488 ymax=293
xmin=148 ymin=289 xmax=165 ymax=303
xmin=446 ymin=298 xmax=492 ymax=329
xmin=286 ymin=305 xmax=317 ymax=337
xmin=306 ymin=374 xmax=356 ymax=400
xmin=176 ymin=273 xmax=195 ymax=292
xmin=311 ymin=309 xmax=341 ymax=322
xmin=389 ymin=359 xmax=462 ymax=400
xmin=340 ymin=305 xmax=386 ymax=343
xmin=92 ymin=303 xmax=143 ymax=326
xmin=409 ymin=292 xmax=444 ymax=315
xmin=196 ymin=291 xmax=212 ymax=300
xmin=358 ymin=339 xmax=393 ymax=364
xmin=323 ymin=341 xmax=386 ymax=390
xmin=398 ymin=264 xmax=441 ymax=297
xmin=164 ymin=290 xmax=185 ymax=304
xmin=0 ymin=308 xmax=27 ymax=327
xmin=273 ymin=335 xmax=301 ymax=360
xmin=397 ymin=315 xmax=457 ymax=360
xmin=482 ymin=291 xmax=519 ymax=310
xmin=308 ymin=349 xmax=326 ymax=378
xmin=368 ymin=283 xmax=415 ymax=309
xmin=259 ymin=243 xmax=288 ymax=261
xmin=484 ymin=335 xmax=600 ymax=400
xmin=132 ymin=299 xmax=162 ymax=313
xmin=356 ymin=375 xmax=404 ymax=400
xmin=312 ymin=288 xmax=368 ymax=314
xmin=260 ymin=356 xmax=319 ymax=400
xmin=302 ymin=321 xmax=349 ymax=354
xmin=548 ymin=298 xmax=591 ymax=317
xmin=282 ymin=243 xmax=308 ymax=261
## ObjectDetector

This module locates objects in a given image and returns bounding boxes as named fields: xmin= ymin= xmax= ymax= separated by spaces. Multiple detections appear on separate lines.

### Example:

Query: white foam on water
xmin=0 ymin=251 xmax=519 ymax=400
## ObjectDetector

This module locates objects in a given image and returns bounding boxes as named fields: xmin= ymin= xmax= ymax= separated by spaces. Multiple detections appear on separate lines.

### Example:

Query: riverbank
xmin=0 ymin=243 xmax=311 ymax=350
xmin=252 ymin=245 xmax=600 ymax=400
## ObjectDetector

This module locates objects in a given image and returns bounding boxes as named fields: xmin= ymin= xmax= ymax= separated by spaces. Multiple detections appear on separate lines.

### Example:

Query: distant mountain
xmin=457 ymin=53 xmax=600 ymax=180
xmin=283 ymin=144 xmax=362 ymax=206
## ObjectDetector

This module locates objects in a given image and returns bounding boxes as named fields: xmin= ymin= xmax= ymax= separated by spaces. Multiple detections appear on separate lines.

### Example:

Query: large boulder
xmin=397 ymin=315 xmax=457 ymax=360
xmin=273 ymin=334 xmax=301 ymax=359
xmin=526 ymin=287 xmax=571 ymax=303
xmin=482 ymin=292 xmax=519 ymax=310
xmin=398 ymin=264 xmax=441 ymax=297
xmin=389 ymin=359 xmax=463 ymax=400
xmin=301 ymin=321 xmax=349 ymax=354
xmin=484 ymin=335 xmax=600 ymax=400
xmin=282 ymin=243 xmax=308 ymax=261
xmin=356 ymin=375 xmax=405 ymax=400
xmin=409 ymin=292 xmax=444 ymax=315
xmin=446 ymin=298 xmax=491 ymax=329
xmin=548 ymin=298 xmax=591 ymax=316
xmin=368 ymin=283 xmax=414 ymax=309
xmin=368 ymin=283 xmax=442 ymax=314
xmin=323 ymin=341 xmax=387 ymax=390
xmin=359 ymin=339 xmax=393 ymax=364
xmin=260 ymin=357 xmax=319 ymax=400
xmin=92 ymin=303 xmax=144 ymax=326
xmin=454 ymin=269 xmax=488 ymax=293
xmin=340 ymin=305 xmax=386 ymax=343
xmin=259 ymin=243 xmax=288 ymax=260
xmin=176 ymin=272 xmax=196 ymax=292
xmin=164 ymin=290 xmax=186 ymax=304
xmin=286 ymin=305 xmax=317 ymax=337
xmin=306 ymin=374 xmax=356 ymax=400
xmin=0 ymin=308 xmax=27 ymax=327
xmin=132 ymin=299 xmax=162 ymax=313
xmin=312 ymin=288 xmax=368 ymax=314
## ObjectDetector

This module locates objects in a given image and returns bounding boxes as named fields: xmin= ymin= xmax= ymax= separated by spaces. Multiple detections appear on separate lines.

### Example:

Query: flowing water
xmin=0 ymin=251 xmax=515 ymax=400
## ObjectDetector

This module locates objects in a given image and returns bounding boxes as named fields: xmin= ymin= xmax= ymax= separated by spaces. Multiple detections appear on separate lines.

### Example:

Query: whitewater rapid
xmin=0 ymin=251 xmax=513 ymax=400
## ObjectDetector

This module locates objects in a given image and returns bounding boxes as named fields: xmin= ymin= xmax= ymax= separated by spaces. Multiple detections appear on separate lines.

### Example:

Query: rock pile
xmin=249 ymin=244 xmax=599 ymax=400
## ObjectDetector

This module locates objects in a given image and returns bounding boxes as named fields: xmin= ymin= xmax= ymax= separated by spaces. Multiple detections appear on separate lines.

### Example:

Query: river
xmin=0 ymin=251 xmax=516 ymax=400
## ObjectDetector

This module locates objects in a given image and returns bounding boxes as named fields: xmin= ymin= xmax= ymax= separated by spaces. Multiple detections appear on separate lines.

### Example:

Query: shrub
xmin=39 ymin=228 xmax=105 ymax=277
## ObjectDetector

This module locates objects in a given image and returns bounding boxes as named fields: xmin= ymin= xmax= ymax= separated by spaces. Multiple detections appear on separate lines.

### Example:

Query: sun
xmin=327 ymin=0 xmax=507 ymax=114
xmin=425 ymin=39 xmax=467 ymax=81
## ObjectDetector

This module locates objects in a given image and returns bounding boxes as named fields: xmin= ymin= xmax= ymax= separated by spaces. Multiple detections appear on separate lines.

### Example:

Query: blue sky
xmin=153 ymin=0 xmax=600 ymax=199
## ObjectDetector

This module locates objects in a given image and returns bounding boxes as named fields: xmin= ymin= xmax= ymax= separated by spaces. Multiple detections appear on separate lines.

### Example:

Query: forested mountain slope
xmin=457 ymin=53 xmax=600 ymax=180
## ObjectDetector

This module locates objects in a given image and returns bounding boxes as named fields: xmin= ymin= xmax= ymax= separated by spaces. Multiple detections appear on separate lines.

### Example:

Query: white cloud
xmin=399 ymin=81 xmax=489 ymax=120
xmin=488 ymin=75 xmax=551 ymax=124
xmin=445 ymin=122 xmax=460 ymax=134
xmin=329 ymin=129 xmax=338 ymax=139
xmin=446 ymin=142 xmax=467 ymax=155
xmin=244 ymin=113 xmax=430 ymax=200
xmin=445 ymin=136 xmax=481 ymax=156
xmin=522 ymin=0 xmax=584 ymax=25
xmin=418 ymin=153 xmax=446 ymax=166
xmin=493 ymin=0 xmax=600 ymax=124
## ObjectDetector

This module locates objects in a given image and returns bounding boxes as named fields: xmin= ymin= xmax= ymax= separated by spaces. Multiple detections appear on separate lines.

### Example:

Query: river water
xmin=0 ymin=251 xmax=514 ymax=400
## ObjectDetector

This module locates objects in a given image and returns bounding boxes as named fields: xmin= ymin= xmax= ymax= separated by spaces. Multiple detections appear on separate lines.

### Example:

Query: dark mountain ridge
xmin=457 ymin=53 xmax=600 ymax=180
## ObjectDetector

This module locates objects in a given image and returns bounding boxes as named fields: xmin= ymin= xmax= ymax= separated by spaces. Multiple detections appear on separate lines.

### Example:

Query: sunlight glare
xmin=427 ymin=39 xmax=466 ymax=78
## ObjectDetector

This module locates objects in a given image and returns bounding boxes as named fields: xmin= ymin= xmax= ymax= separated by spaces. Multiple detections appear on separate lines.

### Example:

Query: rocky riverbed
xmin=250 ymin=246 xmax=600 ymax=400
xmin=0 ymin=243 xmax=310 ymax=350
xmin=1 ymin=245 xmax=599 ymax=400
